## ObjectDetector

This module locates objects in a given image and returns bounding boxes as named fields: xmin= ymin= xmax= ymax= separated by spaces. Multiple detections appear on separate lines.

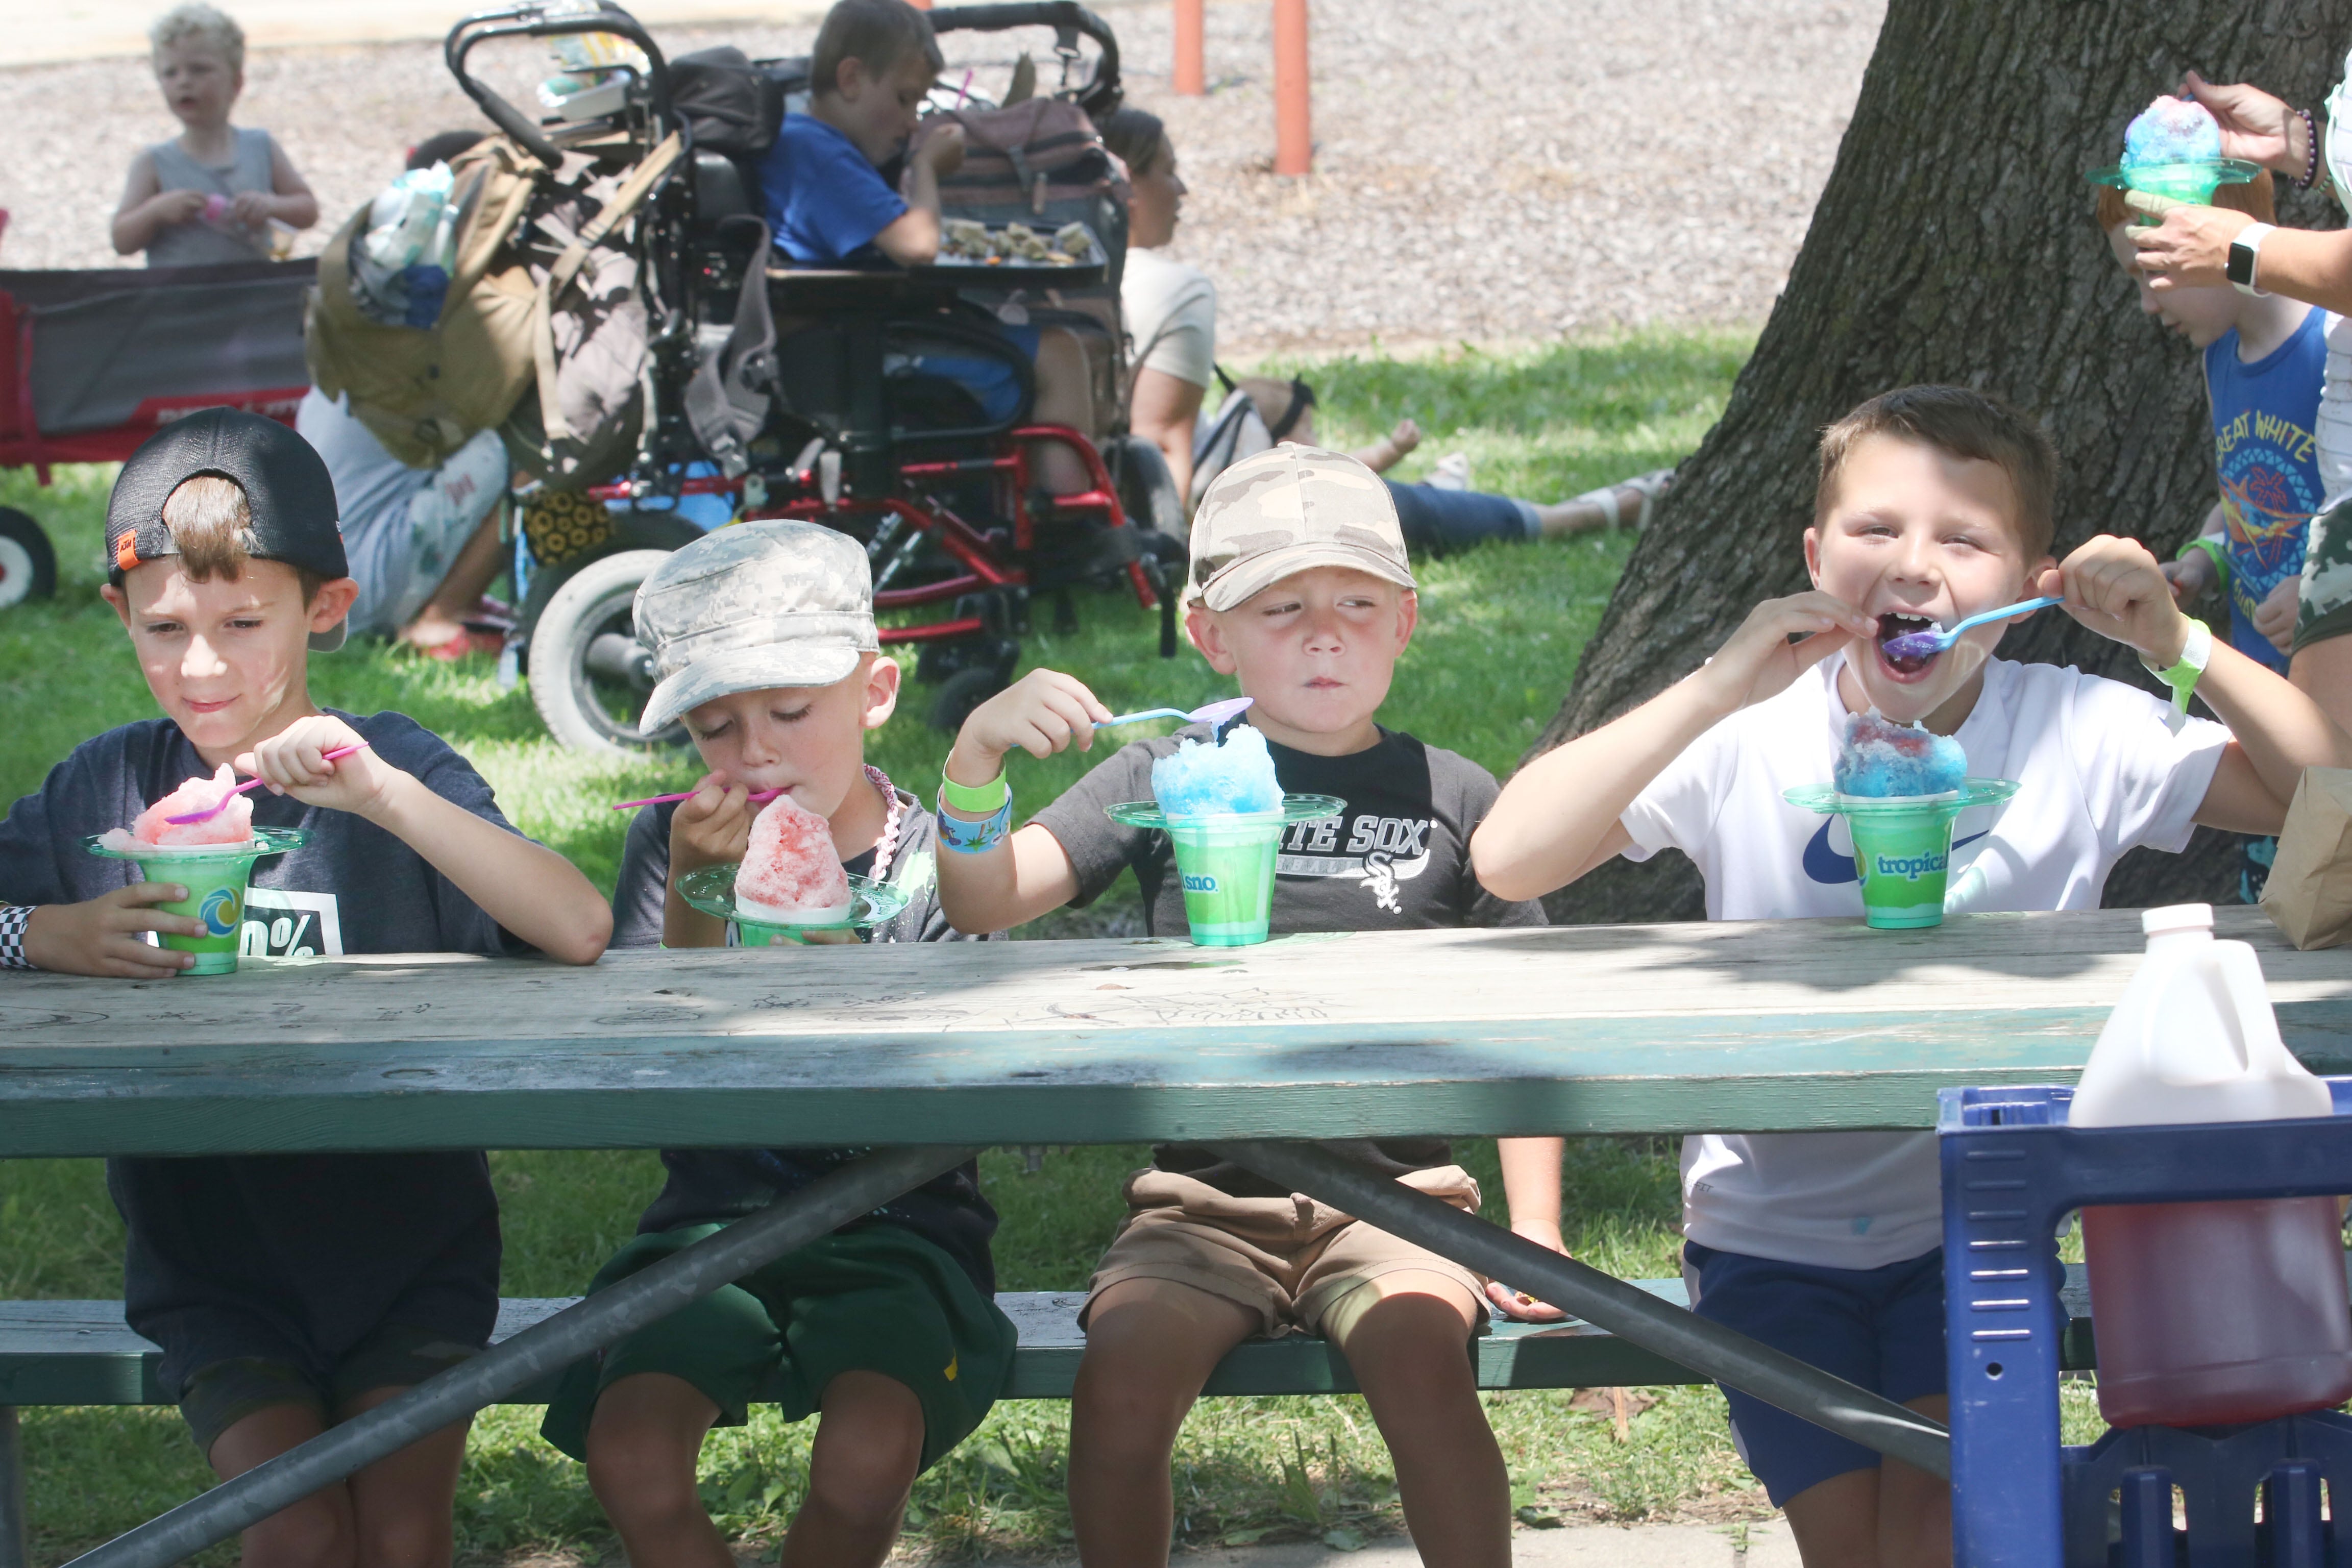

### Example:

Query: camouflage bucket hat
xmin=1189 ymin=446 xmax=1415 ymax=612
xmin=635 ymin=520 xmax=879 ymax=732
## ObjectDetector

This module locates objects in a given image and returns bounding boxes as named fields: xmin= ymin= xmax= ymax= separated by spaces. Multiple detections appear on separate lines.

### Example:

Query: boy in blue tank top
xmin=2098 ymin=170 xmax=2329 ymax=896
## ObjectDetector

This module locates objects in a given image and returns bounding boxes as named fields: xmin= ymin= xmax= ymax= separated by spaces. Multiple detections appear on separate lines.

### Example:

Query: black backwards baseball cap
xmin=108 ymin=409 xmax=351 ymax=651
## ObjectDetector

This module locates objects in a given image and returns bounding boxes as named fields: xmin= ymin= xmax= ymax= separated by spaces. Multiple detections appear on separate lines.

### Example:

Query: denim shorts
xmin=1682 ymin=1240 xmax=1947 ymax=1506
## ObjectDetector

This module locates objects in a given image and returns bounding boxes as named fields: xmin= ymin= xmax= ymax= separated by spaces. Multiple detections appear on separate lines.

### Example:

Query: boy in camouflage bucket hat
xmin=933 ymin=448 xmax=1565 ymax=1568
xmin=543 ymin=519 xmax=1016 ymax=1568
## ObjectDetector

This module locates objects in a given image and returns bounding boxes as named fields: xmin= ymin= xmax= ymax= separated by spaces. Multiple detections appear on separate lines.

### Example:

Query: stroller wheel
xmin=929 ymin=666 xmax=1010 ymax=734
xmin=0 ymin=507 xmax=59 ymax=608
xmin=527 ymin=550 xmax=690 ymax=756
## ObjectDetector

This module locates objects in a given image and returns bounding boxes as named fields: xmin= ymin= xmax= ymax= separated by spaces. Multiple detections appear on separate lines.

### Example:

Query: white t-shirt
xmin=296 ymin=387 xmax=433 ymax=529
xmin=1620 ymin=653 xmax=2231 ymax=1268
xmin=1122 ymin=249 xmax=1218 ymax=391
xmin=2316 ymin=313 xmax=2352 ymax=512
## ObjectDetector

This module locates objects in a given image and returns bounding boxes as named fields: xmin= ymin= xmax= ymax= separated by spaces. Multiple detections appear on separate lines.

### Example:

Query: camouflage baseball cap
xmin=636 ymin=520 xmax=878 ymax=733
xmin=1189 ymin=446 xmax=1415 ymax=612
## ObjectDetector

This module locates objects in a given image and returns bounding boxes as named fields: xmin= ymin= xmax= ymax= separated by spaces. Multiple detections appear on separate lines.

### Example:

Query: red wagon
xmin=0 ymin=257 xmax=315 ymax=605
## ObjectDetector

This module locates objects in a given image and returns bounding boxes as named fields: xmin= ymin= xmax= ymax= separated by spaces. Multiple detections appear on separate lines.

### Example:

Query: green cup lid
xmin=84 ymin=825 xmax=310 ymax=863
xmin=1782 ymin=779 xmax=2020 ymax=817
xmin=675 ymin=865 xmax=912 ymax=935
xmin=1107 ymin=793 xmax=1346 ymax=831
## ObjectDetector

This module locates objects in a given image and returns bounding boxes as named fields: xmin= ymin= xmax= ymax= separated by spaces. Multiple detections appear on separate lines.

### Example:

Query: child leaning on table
xmin=113 ymin=3 xmax=318 ymax=265
xmin=934 ymin=446 xmax=1567 ymax=1568
xmin=1469 ymin=384 xmax=2352 ymax=1568
xmin=537 ymin=520 xmax=1015 ymax=1568
xmin=0 ymin=410 xmax=608 ymax=1563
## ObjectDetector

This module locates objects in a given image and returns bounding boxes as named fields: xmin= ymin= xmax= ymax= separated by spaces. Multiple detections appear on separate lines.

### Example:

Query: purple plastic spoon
xmin=163 ymin=743 xmax=371 ymax=824
xmin=1879 ymin=597 xmax=2062 ymax=663
xmin=1095 ymin=695 xmax=1254 ymax=729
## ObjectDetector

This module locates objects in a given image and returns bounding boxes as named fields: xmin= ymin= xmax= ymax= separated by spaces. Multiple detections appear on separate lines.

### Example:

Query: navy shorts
xmin=1382 ymin=481 xmax=1540 ymax=557
xmin=1683 ymin=1240 xmax=1947 ymax=1506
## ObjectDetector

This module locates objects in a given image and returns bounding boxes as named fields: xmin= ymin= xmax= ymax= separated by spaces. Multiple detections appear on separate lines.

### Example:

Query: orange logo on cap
xmin=115 ymin=532 xmax=141 ymax=572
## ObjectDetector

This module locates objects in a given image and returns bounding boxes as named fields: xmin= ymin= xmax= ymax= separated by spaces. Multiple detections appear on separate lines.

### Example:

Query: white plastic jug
xmin=2072 ymin=903 xmax=2352 ymax=1427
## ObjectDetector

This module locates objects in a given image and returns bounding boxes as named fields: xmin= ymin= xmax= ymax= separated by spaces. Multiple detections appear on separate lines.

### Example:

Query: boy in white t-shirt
xmin=1471 ymin=384 xmax=2352 ymax=1568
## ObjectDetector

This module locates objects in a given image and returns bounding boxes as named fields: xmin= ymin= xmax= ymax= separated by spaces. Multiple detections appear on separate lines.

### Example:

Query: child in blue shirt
xmin=2099 ymin=173 xmax=2329 ymax=898
xmin=759 ymin=0 xmax=964 ymax=267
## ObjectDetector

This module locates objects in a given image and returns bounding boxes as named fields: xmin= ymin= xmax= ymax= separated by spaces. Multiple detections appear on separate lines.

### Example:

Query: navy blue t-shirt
xmin=2205 ymin=308 xmax=2327 ymax=671
xmin=758 ymin=114 xmax=906 ymax=265
xmin=0 ymin=710 xmax=529 ymax=1392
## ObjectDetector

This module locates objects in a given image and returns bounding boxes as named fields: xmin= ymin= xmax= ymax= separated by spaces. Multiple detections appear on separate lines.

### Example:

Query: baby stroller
xmin=433 ymin=0 xmax=1184 ymax=755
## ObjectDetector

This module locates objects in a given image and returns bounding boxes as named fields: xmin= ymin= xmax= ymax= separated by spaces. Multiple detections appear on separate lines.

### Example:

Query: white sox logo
xmin=1276 ymin=813 xmax=1432 ymax=912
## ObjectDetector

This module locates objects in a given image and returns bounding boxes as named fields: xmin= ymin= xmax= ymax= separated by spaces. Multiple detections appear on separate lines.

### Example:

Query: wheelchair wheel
xmin=527 ymin=550 xmax=687 ymax=756
xmin=0 ymin=507 xmax=59 ymax=608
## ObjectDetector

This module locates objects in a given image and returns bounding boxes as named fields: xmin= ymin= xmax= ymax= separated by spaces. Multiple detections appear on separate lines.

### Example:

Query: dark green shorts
xmin=540 ymin=1224 xmax=1014 ymax=1472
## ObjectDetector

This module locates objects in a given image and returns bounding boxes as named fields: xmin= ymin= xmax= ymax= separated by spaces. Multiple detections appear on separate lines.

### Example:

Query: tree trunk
xmin=1535 ymin=0 xmax=2352 ymax=926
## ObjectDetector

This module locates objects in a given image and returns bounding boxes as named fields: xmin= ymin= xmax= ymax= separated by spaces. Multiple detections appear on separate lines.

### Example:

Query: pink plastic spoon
xmin=164 ymin=743 xmax=371 ymax=823
xmin=610 ymin=786 xmax=787 ymax=813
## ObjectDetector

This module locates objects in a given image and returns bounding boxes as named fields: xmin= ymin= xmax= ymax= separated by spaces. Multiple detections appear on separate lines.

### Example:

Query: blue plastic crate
xmin=1939 ymin=1081 xmax=2352 ymax=1568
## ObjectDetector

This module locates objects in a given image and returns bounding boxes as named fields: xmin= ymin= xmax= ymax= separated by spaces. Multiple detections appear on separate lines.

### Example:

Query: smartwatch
xmin=2228 ymin=223 xmax=2276 ymax=296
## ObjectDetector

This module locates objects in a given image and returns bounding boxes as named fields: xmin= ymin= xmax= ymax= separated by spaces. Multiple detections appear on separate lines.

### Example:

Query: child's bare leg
xmin=1325 ymin=1272 xmax=1508 ymax=1568
xmin=1068 ymin=1278 xmax=1261 ymax=1567
xmin=1778 ymin=1395 xmax=1949 ymax=1568
xmin=584 ymin=1372 xmax=735 ymax=1568
xmin=336 ymin=1386 xmax=472 ymax=1568
xmin=778 ymin=1369 xmax=927 ymax=1568
xmin=210 ymin=1404 xmax=356 ymax=1568
xmin=1030 ymin=326 xmax=1098 ymax=496
xmin=401 ymin=510 xmax=508 ymax=652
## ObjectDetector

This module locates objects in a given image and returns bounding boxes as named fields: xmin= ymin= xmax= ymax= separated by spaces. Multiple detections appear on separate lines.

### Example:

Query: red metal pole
xmin=1272 ymin=0 xmax=1310 ymax=175
xmin=1173 ymin=0 xmax=1204 ymax=94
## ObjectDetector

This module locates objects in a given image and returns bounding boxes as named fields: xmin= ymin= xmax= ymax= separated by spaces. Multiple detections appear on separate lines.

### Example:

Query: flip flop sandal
xmin=1612 ymin=468 xmax=1677 ymax=530
xmin=405 ymin=627 xmax=506 ymax=664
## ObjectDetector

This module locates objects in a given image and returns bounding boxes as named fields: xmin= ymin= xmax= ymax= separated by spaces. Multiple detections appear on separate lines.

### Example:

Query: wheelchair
xmin=446 ymin=0 xmax=1186 ymax=755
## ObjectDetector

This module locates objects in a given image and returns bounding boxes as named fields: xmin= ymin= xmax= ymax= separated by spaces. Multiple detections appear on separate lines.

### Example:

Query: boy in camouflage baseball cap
xmin=545 ymin=518 xmax=1016 ymax=1568
xmin=930 ymin=447 xmax=1563 ymax=1568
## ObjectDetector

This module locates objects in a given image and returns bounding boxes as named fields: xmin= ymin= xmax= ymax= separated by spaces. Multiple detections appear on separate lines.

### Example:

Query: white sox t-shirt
xmin=1619 ymin=653 xmax=2230 ymax=1268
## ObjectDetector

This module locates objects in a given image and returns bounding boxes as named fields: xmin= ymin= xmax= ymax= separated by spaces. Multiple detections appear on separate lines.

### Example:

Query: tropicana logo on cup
xmin=1873 ymin=850 xmax=1948 ymax=883
xmin=1181 ymin=872 xmax=1219 ymax=893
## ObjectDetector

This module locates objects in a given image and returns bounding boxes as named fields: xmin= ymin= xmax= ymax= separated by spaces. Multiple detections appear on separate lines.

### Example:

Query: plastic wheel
xmin=928 ymin=665 xmax=1008 ymax=733
xmin=0 ymin=507 xmax=59 ymax=608
xmin=516 ymin=509 xmax=706 ymax=640
xmin=526 ymin=550 xmax=688 ymax=756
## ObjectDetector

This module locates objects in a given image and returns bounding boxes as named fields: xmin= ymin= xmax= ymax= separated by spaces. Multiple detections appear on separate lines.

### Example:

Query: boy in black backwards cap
xmin=0 ymin=410 xmax=609 ymax=1567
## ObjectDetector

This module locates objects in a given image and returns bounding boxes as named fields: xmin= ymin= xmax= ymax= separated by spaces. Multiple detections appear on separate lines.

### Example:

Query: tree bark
xmin=1534 ymin=0 xmax=2352 ymax=926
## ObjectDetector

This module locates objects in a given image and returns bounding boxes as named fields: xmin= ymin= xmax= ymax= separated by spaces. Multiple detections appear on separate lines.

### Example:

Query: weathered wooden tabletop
xmin=2 ymin=908 xmax=2346 ymax=1158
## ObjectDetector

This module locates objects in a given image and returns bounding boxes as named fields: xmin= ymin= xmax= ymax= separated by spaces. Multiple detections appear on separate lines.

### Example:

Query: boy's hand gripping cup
xmin=1782 ymin=782 xmax=2018 ymax=930
xmin=84 ymin=827 xmax=311 ymax=975
xmin=1107 ymin=795 xmax=1344 ymax=946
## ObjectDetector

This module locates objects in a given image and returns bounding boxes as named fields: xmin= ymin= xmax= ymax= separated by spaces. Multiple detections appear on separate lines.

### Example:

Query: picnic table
xmin=7 ymin=906 xmax=2351 ymax=1567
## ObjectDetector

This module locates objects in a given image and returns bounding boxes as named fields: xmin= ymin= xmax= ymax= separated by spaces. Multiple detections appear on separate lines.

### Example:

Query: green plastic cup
xmin=149 ymin=852 xmax=262 ymax=975
xmin=1847 ymin=803 xmax=1959 ymax=930
xmin=2126 ymin=161 xmax=2228 ymax=206
xmin=1166 ymin=811 xmax=1286 ymax=947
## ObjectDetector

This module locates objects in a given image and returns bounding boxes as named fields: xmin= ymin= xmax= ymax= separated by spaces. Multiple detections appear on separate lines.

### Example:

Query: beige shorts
xmin=1082 ymin=1164 xmax=1488 ymax=1339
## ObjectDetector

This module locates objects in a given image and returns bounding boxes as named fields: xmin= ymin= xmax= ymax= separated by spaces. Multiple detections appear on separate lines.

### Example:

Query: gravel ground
xmin=0 ymin=0 xmax=1882 ymax=354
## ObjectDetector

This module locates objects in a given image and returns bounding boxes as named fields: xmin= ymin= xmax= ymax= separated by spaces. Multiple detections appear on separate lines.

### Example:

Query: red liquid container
xmin=2081 ymin=1197 xmax=2352 ymax=1427
xmin=2072 ymin=904 xmax=2352 ymax=1429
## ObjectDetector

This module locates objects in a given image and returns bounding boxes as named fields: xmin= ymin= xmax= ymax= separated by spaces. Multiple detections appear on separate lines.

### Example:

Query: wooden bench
xmin=0 ymin=1276 xmax=2100 ymax=1559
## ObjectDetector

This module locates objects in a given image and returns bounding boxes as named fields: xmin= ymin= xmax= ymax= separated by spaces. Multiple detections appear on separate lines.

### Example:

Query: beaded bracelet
xmin=936 ymin=788 xmax=1014 ymax=853
xmin=2299 ymin=106 xmax=2321 ymax=190
xmin=0 ymin=905 xmax=35 ymax=970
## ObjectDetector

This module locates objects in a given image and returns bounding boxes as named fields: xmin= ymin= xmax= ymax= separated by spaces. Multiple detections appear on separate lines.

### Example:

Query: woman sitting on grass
xmin=1101 ymin=107 xmax=1674 ymax=553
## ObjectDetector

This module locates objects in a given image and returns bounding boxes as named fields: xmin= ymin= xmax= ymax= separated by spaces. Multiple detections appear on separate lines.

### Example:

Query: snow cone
xmin=733 ymin=793 xmax=852 ymax=945
xmin=1836 ymin=713 xmax=1969 ymax=930
xmin=1152 ymin=728 xmax=1286 ymax=946
xmin=116 ymin=767 xmax=264 ymax=974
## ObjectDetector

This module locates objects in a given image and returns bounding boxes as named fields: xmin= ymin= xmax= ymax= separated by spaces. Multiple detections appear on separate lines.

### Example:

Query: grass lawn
xmin=1 ymin=328 xmax=2104 ymax=1561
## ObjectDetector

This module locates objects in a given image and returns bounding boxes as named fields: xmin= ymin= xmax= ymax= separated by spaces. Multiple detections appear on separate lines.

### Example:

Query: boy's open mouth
xmin=1875 ymin=612 xmax=1939 ymax=679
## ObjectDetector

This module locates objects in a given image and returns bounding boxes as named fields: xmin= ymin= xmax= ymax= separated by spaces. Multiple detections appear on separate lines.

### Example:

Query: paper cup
xmin=149 ymin=852 xmax=261 ymax=975
xmin=1847 ymin=804 xmax=1958 ymax=930
xmin=1166 ymin=811 xmax=1285 ymax=947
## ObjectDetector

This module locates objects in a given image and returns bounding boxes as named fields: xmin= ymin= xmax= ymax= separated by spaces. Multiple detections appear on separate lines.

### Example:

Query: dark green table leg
xmin=1209 ymin=1139 xmax=1952 ymax=1480
xmin=63 ymin=1144 xmax=981 ymax=1568
xmin=0 ymin=1405 xmax=24 ymax=1568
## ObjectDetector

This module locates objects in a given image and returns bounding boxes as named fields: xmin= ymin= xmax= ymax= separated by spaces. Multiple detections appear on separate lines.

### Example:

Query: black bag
xmin=670 ymin=46 xmax=784 ymax=156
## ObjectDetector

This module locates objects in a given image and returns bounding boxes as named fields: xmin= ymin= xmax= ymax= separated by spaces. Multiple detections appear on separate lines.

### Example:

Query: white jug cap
xmin=2141 ymin=902 xmax=2215 ymax=937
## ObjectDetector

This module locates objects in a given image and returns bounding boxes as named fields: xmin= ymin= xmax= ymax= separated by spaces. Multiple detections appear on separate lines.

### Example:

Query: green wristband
xmin=2176 ymin=536 xmax=2228 ymax=595
xmin=940 ymin=770 xmax=1010 ymax=814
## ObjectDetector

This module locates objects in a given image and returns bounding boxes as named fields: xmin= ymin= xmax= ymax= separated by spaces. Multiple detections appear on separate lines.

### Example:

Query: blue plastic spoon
xmin=1879 ymin=597 xmax=2063 ymax=662
xmin=1096 ymin=696 xmax=1254 ymax=729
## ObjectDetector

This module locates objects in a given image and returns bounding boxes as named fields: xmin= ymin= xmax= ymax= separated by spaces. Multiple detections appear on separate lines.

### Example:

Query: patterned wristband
xmin=2300 ymin=107 xmax=2322 ymax=190
xmin=935 ymin=788 xmax=1014 ymax=853
xmin=0 ymin=905 xmax=35 ymax=970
